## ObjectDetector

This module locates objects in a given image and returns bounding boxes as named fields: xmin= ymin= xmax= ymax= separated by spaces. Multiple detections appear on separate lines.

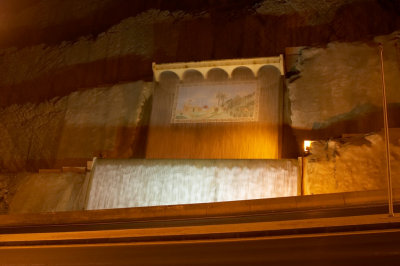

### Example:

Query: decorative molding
xmin=152 ymin=55 xmax=285 ymax=82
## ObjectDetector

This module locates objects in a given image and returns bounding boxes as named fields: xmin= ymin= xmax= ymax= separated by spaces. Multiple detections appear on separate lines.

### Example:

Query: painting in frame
xmin=171 ymin=81 xmax=260 ymax=123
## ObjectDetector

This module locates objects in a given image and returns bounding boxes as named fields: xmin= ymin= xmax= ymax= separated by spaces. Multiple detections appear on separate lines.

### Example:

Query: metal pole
xmin=301 ymin=155 xmax=304 ymax=196
xmin=378 ymin=43 xmax=394 ymax=217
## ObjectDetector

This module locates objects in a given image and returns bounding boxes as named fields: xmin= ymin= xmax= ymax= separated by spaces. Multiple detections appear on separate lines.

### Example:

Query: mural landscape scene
xmin=172 ymin=82 xmax=259 ymax=123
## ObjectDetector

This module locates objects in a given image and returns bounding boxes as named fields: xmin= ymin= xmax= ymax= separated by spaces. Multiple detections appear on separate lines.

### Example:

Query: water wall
xmin=86 ymin=159 xmax=298 ymax=209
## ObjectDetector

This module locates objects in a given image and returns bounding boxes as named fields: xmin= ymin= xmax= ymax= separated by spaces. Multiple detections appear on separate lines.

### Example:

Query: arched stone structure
xmin=152 ymin=56 xmax=284 ymax=82
xmin=206 ymin=68 xmax=229 ymax=81
xmin=147 ymin=55 xmax=285 ymax=159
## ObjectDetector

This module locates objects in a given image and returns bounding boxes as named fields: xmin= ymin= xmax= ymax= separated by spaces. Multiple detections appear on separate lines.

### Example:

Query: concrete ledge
xmin=38 ymin=169 xmax=62 ymax=173
xmin=0 ymin=188 xmax=399 ymax=228
xmin=1 ymin=214 xmax=400 ymax=247
xmin=62 ymin=166 xmax=86 ymax=173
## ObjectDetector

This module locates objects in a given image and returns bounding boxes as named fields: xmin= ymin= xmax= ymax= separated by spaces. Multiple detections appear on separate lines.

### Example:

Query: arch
xmin=257 ymin=65 xmax=281 ymax=94
xmin=231 ymin=66 xmax=255 ymax=80
xmin=159 ymin=70 xmax=180 ymax=82
xmin=152 ymin=56 xmax=285 ymax=81
xmin=182 ymin=69 xmax=204 ymax=82
xmin=257 ymin=65 xmax=281 ymax=78
xmin=206 ymin=68 xmax=229 ymax=81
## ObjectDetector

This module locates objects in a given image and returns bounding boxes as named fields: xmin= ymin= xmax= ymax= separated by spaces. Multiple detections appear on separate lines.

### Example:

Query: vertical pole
xmin=298 ymin=156 xmax=304 ymax=196
xmin=379 ymin=44 xmax=394 ymax=217
xmin=83 ymin=157 xmax=97 ymax=211
xmin=301 ymin=155 xmax=304 ymax=196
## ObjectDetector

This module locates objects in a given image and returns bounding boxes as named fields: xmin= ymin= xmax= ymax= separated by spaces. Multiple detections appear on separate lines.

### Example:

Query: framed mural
xmin=171 ymin=81 xmax=260 ymax=123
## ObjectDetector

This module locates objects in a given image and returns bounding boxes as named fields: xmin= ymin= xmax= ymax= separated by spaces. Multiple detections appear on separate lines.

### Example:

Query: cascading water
xmin=86 ymin=159 xmax=298 ymax=210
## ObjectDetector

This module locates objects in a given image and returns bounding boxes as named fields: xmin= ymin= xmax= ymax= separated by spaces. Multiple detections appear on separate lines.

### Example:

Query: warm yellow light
xmin=304 ymin=140 xmax=313 ymax=152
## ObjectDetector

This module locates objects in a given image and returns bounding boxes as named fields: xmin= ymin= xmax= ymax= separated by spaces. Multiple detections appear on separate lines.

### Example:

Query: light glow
xmin=304 ymin=140 xmax=313 ymax=153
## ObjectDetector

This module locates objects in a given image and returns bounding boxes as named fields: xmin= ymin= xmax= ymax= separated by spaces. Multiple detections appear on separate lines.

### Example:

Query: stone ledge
xmin=0 ymin=188 xmax=399 ymax=228
xmin=1 ymin=213 xmax=400 ymax=247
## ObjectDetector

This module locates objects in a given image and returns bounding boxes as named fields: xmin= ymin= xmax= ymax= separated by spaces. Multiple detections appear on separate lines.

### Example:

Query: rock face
xmin=7 ymin=171 xmax=88 ymax=213
xmin=304 ymin=130 xmax=400 ymax=194
xmin=0 ymin=0 xmax=399 ymax=169
xmin=0 ymin=175 xmax=10 ymax=213
xmin=0 ymin=99 xmax=67 ymax=172
xmin=289 ymin=31 xmax=400 ymax=129
xmin=0 ymin=0 xmax=399 ymax=107
xmin=286 ymin=31 xmax=400 ymax=152
xmin=0 ymin=81 xmax=152 ymax=172
xmin=1 ymin=32 xmax=400 ymax=170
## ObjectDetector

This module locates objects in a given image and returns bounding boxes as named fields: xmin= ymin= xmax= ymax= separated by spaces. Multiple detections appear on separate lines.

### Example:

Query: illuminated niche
xmin=146 ymin=56 xmax=285 ymax=159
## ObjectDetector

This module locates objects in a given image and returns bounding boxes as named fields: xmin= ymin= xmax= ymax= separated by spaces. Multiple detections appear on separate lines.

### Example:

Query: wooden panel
xmin=146 ymin=66 xmax=282 ymax=159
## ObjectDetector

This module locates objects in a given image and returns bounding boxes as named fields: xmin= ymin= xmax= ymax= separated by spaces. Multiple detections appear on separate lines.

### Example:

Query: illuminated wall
xmin=86 ymin=159 xmax=298 ymax=209
xmin=303 ymin=130 xmax=400 ymax=195
xmin=146 ymin=61 xmax=283 ymax=159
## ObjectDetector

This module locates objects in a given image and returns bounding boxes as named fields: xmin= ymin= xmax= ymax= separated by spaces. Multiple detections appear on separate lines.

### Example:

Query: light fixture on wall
xmin=301 ymin=140 xmax=314 ymax=196
xmin=303 ymin=140 xmax=313 ymax=154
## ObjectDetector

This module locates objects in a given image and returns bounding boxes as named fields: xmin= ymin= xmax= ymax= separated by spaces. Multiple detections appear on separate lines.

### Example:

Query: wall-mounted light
xmin=301 ymin=140 xmax=314 ymax=196
xmin=303 ymin=140 xmax=313 ymax=154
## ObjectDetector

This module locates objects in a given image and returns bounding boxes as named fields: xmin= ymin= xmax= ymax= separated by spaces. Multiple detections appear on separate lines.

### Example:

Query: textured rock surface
xmin=0 ymin=9 xmax=177 ymax=106
xmin=55 ymin=81 xmax=152 ymax=167
xmin=289 ymin=31 xmax=400 ymax=130
xmin=0 ymin=0 xmax=398 ymax=159
xmin=0 ymin=0 xmax=399 ymax=107
xmin=8 ymin=171 xmax=89 ymax=213
xmin=304 ymin=130 xmax=400 ymax=194
xmin=0 ymin=81 xmax=152 ymax=172
xmin=0 ymin=174 xmax=10 ymax=213
xmin=256 ymin=0 xmax=358 ymax=24
xmin=0 ymin=99 xmax=67 ymax=171
xmin=286 ymin=31 xmax=400 ymax=153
